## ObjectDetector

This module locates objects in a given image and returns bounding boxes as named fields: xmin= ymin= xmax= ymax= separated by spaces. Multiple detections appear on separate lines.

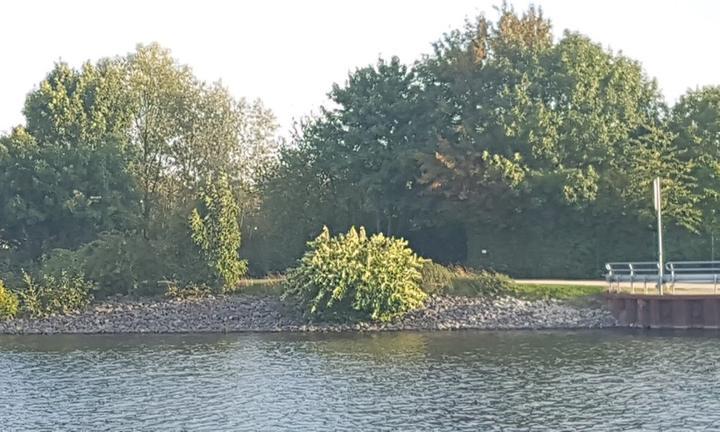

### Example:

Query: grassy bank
xmin=231 ymin=275 xmax=606 ymax=301
xmin=512 ymin=283 xmax=605 ymax=300
xmin=234 ymin=278 xmax=285 ymax=296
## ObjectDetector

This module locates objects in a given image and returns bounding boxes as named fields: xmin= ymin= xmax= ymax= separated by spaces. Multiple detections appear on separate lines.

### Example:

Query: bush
xmin=0 ymin=280 xmax=19 ymax=319
xmin=420 ymin=261 xmax=455 ymax=295
xmin=449 ymin=269 xmax=516 ymax=297
xmin=80 ymin=233 xmax=160 ymax=297
xmin=284 ymin=226 xmax=427 ymax=322
xmin=39 ymin=248 xmax=86 ymax=278
xmin=79 ymin=231 xmax=201 ymax=297
xmin=18 ymin=271 xmax=94 ymax=318
xmin=43 ymin=226 xmax=221 ymax=298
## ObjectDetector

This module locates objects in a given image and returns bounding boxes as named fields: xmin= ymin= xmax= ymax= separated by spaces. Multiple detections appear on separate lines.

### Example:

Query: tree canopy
xmin=1 ymin=43 xmax=276 ymax=290
xmin=252 ymin=6 xmax=716 ymax=277
xmin=3 ymin=6 xmax=720 ymax=282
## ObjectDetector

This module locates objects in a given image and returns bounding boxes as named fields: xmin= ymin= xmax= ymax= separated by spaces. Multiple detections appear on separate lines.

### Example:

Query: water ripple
xmin=1 ymin=330 xmax=720 ymax=430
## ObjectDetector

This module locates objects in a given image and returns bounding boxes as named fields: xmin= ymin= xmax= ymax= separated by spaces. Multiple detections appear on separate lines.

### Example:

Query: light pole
xmin=653 ymin=177 xmax=664 ymax=295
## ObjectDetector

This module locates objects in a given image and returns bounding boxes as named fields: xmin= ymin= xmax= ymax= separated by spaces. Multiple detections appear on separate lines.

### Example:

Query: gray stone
xmin=0 ymin=294 xmax=618 ymax=335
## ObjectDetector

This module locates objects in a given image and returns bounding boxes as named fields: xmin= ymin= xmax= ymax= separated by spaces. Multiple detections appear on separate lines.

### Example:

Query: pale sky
xmin=2 ymin=0 xmax=719 ymax=137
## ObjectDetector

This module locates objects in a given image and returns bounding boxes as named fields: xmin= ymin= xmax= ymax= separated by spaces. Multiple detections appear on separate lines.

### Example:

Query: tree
xmin=123 ymin=44 xmax=278 ymax=233
xmin=23 ymin=59 xmax=131 ymax=145
xmin=1 ymin=43 xmax=278 ymax=286
xmin=417 ymin=6 xmax=665 ymax=221
xmin=324 ymin=57 xmax=432 ymax=235
xmin=0 ymin=127 xmax=139 ymax=261
xmin=670 ymin=87 xmax=720 ymax=233
xmin=189 ymin=174 xmax=247 ymax=290
xmin=0 ymin=60 xmax=139 ymax=260
xmin=249 ymin=57 xmax=434 ymax=272
xmin=258 ymin=5 xmax=695 ymax=276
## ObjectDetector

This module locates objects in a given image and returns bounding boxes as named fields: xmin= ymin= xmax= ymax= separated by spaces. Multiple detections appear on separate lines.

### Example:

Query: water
xmin=1 ymin=330 xmax=720 ymax=431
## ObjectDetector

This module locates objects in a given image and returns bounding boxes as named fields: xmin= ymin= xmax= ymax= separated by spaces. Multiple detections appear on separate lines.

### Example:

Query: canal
xmin=1 ymin=330 xmax=719 ymax=430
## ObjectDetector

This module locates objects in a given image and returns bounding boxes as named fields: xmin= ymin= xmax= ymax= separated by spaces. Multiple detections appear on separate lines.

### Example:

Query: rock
xmin=0 ymin=293 xmax=618 ymax=335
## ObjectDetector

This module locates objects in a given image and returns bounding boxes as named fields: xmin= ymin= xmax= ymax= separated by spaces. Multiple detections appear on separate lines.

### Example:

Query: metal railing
xmin=665 ymin=261 xmax=720 ymax=294
xmin=605 ymin=261 xmax=720 ymax=294
xmin=605 ymin=262 xmax=661 ymax=294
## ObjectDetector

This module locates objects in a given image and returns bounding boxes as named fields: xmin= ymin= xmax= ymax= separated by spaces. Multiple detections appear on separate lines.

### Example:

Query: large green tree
xmin=1 ymin=43 xmax=277 ymax=286
xmin=0 ymin=127 xmax=138 ymax=260
xmin=417 ymin=6 xmax=670 ymax=223
xmin=123 ymin=44 xmax=277 ymax=228
xmin=250 ymin=57 xmax=437 ymax=272
xmin=257 ymin=6 xmax=704 ymax=277
xmin=670 ymin=87 xmax=720 ymax=233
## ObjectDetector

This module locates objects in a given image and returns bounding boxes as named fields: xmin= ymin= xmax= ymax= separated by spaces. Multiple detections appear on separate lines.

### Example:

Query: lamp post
xmin=653 ymin=177 xmax=664 ymax=295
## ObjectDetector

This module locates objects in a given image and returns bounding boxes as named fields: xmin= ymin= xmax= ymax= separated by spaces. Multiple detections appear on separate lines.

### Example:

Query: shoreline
xmin=0 ymin=294 xmax=618 ymax=335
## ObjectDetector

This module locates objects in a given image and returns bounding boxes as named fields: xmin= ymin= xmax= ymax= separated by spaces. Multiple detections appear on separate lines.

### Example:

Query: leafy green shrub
xmin=284 ymin=226 xmax=427 ymax=322
xmin=39 ymin=248 xmax=86 ymax=278
xmin=25 ymin=221 xmax=245 ymax=300
xmin=449 ymin=269 xmax=516 ymax=297
xmin=0 ymin=280 xmax=19 ymax=319
xmin=18 ymin=271 xmax=94 ymax=317
xmin=420 ymin=261 xmax=455 ymax=295
xmin=80 ymin=232 xmax=170 ymax=297
xmin=189 ymin=174 xmax=247 ymax=291
xmin=71 ymin=224 xmax=217 ymax=297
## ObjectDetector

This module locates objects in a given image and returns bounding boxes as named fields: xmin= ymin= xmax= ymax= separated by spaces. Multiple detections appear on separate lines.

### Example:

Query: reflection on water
xmin=1 ymin=330 xmax=720 ymax=430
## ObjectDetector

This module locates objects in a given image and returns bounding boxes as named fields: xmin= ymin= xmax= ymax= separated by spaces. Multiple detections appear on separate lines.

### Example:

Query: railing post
xmin=669 ymin=262 xmax=675 ymax=294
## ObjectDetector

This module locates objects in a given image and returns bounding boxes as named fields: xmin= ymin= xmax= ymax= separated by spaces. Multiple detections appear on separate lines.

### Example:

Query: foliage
xmin=284 ymin=226 xmax=427 ymax=322
xmin=39 ymin=248 xmax=86 ymax=278
xmin=18 ymin=271 xmax=94 ymax=318
xmin=251 ymin=57 xmax=434 ymax=273
xmin=421 ymin=264 xmax=516 ymax=297
xmin=0 ymin=43 xmax=277 ymax=295
xmin=78 ymin=226 xmax=215 ymax=297
xmin=0 ymin=280 xmax=19 ymax=319
xmin=416 ymin=6 xmax=667 ymax=229
xmin=420 ymin=262 xmax=603 ymax=299
xmin=0 ymin=128 xmax=139 ymax=260
xmin=253 ymin=6 xmax=711 ymax=278
xmin=670 ymin=87 xmax=720 ymax=234
xmin=5 ymin=7 xmax=720 ymax=288
xmin=79 ymin=232 xmax=166 ymax=297
xmin=190 ymin=175 xmax=247 ymax=291
xmin=420 ymin=261 xmax=456 ymax=295
xmin=448 ymin=270 xmax=517 ymax=297
xmin=123 ymin=44 xmax=277 ymax=225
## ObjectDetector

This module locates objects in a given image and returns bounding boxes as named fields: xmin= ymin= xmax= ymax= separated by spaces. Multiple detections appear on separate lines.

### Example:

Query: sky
xmin=2 ymin=0 xmax=719 ymax=136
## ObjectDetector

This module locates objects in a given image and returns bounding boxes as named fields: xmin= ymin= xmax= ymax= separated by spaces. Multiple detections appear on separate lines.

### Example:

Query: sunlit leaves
xmin=284 ymin=226 xmax=427 ymax=322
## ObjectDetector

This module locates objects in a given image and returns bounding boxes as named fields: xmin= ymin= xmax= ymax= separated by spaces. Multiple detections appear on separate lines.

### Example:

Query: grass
xmin=446 ymin=277 xmax=605 ymax=301
xmin=421 ymin=260 xmax=605 ymax=301
xmin=511 ymin=283 xmax=605 ymax=300
xmin=234 ymin=277 xmax=285 ymax=296
xmin=231 ymin=270 xmax=606 ymax=302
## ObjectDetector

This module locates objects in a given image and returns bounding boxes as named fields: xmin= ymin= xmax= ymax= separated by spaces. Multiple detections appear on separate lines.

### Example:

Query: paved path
xmin=516 ymin=279 xmax=606 ymax=286
xmin=517 ymin=279 xmax=720 ymax=295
